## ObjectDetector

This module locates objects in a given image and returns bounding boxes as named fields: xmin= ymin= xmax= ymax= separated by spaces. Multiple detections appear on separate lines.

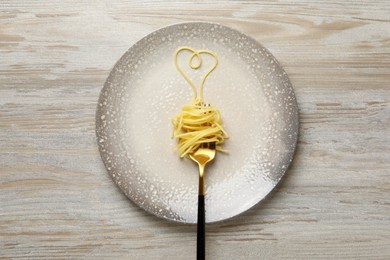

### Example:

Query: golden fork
xmin=189 ymin=143 xmax=216 ymax=260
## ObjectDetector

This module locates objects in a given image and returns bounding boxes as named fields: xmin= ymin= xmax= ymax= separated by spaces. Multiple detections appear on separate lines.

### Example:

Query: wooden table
xmin=1 ymin=1 xmax=389 ymax=259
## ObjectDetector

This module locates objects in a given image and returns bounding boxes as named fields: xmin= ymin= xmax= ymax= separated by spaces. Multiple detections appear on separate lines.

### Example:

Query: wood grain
xmin=1 ymin=1 xmax=389 ymax=259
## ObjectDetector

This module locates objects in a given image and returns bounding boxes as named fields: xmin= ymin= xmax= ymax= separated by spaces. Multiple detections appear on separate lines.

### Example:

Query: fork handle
xmin=197 ymin=194 xmax=205 ymax=260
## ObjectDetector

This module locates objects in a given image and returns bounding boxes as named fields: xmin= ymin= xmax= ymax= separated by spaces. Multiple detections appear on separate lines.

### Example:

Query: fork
xmin=189 ymin=143 xmax=216 ymax=260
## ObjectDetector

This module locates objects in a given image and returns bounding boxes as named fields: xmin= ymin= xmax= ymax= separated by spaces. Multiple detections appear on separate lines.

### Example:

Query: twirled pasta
xmin=171 ymin=47 xmax=228 ymax=157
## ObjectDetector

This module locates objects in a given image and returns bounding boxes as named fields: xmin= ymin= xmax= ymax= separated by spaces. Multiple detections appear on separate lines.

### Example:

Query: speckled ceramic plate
xmin=96 ymin=22 xmax=298 ymax=223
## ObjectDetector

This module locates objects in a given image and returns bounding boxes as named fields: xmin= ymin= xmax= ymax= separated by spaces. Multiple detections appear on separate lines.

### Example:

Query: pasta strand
xmin=172 ymin=47 xmax=228 ymax=157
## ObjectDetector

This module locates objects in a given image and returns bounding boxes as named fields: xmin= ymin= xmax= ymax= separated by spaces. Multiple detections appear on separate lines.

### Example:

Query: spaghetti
xmin=171 ymin=47 xmax=228 ymax=157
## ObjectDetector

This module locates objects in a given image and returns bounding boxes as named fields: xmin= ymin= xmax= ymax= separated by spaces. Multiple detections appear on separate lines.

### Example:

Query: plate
xmin=96 ymin=22 xmax=298 ymax=223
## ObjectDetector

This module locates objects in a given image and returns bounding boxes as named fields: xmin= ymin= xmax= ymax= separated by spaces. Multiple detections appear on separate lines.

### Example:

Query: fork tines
xmin=201 ymin=142 xmax=216 ymax=150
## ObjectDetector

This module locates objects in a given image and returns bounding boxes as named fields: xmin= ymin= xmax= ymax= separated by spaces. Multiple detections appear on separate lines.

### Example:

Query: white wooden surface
xmin=1 ymin=1 xmax=389 ymax=259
